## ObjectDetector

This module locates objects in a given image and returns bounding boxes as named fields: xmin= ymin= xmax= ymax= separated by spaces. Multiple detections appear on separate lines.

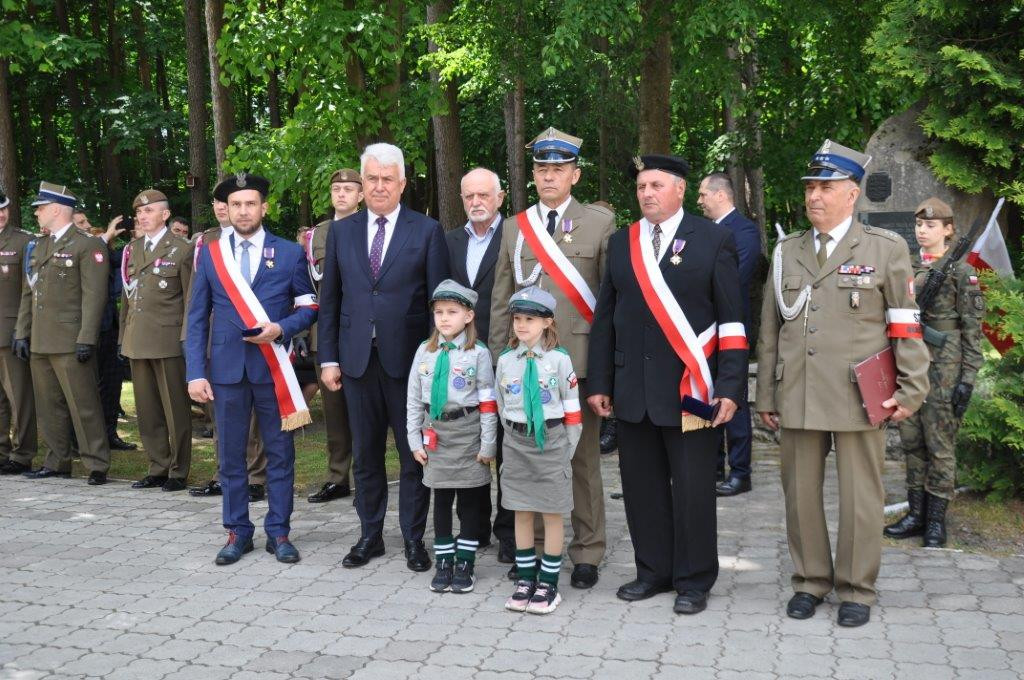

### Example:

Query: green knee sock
xmin=456 ymin=536 xmax=478 ymax=564
xmin=434 ymin=536 xmax=455 ymax=562
xmin=539 ymin=553 xmax=562 ymax=586
xmin=515 ymin=548 xmax=537 ymax=581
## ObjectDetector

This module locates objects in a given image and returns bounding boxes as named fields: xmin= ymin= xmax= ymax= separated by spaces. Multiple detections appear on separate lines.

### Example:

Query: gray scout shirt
xmin=495 ymin=342 xmax=583 ymax=453
xmin=406 ymin=332 xmax=498 ymax=457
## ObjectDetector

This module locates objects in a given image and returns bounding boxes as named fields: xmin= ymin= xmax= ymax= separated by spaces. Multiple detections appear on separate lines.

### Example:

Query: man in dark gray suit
xmin=444 ymin=168 xmax=514 ymax=564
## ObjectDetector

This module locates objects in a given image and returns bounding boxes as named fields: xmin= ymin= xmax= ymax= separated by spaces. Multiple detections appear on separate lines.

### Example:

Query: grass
xmin=66 ymin=382 xmax=401 ymax=492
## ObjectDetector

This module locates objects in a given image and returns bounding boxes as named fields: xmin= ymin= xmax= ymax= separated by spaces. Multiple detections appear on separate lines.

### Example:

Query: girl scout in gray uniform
xmin=496 ymin=286 xmax=583 ymax=615
xmin=407 ymin=280 xmax=498 ymax=593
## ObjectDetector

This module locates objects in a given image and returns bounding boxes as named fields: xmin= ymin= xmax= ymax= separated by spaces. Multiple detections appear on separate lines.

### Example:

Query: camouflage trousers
xmin=897 ymin=362 xmax=960 ymax=500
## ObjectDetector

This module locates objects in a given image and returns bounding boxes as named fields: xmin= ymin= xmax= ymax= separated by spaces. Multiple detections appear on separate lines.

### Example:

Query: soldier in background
xmin=301 ymin=168 xmax=359 ymax=504
xmin=884 ymin=197 xmax=983 ymax=547
xmin=0 ymin=191 xmax=38 ymax=475
xmin=14 ymin=182 xmax=112 ymax=484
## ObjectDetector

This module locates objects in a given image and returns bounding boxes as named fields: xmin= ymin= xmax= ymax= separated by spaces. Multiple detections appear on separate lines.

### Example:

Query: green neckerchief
xmin=429 ymin=340 xmax=457 ymax=420
xmin=522 ymin=346 xmax=546 ymax=451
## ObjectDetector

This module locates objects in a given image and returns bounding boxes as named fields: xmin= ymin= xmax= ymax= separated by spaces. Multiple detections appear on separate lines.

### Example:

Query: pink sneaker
xmin=505 ymin=579 xmax=535 ymax=612
xmin=526 ymin=582 xmax=561 ymax=614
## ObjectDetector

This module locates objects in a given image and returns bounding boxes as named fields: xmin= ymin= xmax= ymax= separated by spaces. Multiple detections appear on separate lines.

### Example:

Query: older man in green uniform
xmin=14 ymin=182 xmax=111 ymax=484
xmin=0 ymin=191 xmax=38 ymax=475
xmin=489 ymin=127 xmax=613 ymax=589
xmin=302 ymin=168 xmax=361 ymax=503
xmin=121 ymin=189 xmax=195 ymax=492
xmin=756 ymin=141 xmax=930 ymax=627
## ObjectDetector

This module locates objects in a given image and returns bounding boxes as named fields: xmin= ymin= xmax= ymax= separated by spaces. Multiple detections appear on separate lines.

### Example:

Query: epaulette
xmin=583 ymin=203 xmax=613 ymax=217
xmin=16 ymin=228 xmax=33 ymax=236
xmin=862 ymin=225 xmax=900 ymax=242
xmin=554 ymin=346 xmax=570 ymax=355
xmin=499 ymin=347 xmax=516 ymax=356
xmin=779 ymin=229 xmax=805 ymax=242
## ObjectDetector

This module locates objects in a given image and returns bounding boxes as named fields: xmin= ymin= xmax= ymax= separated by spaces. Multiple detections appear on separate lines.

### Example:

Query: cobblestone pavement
xmin=2 ymin=444 xmax=1023 ymax=680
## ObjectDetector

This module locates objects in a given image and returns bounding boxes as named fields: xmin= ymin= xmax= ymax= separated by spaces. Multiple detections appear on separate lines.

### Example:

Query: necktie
xmin=523 ymin=352 xmax=546 ymax=451
xmin=240 ymin=240 xmax=253 ymax=284
xmin=370 ymin=216 xmax=387 ymax=278
xmin=146 ymin=240 xmax=155 ymax=253
xmin=652 ymin=224 xmax=663 ymax=260
xmin=546 ymin=210 xmax=558 ymax=236
xmin=429 ymin=342 xmax=456 ymax=420
xmin=816 ymin=232 xmax=831 ymax=268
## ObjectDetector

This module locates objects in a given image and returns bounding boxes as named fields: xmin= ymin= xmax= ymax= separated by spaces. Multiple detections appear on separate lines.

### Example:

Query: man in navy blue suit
xmin=698 ymin=173 xmax=762 ymax=497
xmin=186 ymin=173 xmax=318 ymax=565
xmin=318 ymin=143 xmax=450 ymax=572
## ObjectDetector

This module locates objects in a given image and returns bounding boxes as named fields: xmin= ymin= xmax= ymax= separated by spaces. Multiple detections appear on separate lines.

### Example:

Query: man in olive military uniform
xmin=13 ymin=182 xmax=112 ymax=484
xmin=188 ymin=198 xmax=268 ymax=501
xmin=121 ymin=189 xmax=195 ymax=492
xmin=0 ymin=191 xmax=38 ymax=475
xmin=489 ymin=127 xmax=612 ymax=589
xmin=756 ymin=141 xmax=930 ymax=627
xmin=301 ymin=168 xmax=360 ymax=504
xmin=885 ymin=197 xmax=983 ymax=547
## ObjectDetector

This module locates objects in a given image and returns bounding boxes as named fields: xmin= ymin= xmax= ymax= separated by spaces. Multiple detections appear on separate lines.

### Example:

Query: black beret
xmin=628 ymin=154 xmax=690 ymax=180
xmin=213 ymin=172 xmax=271 ymax=202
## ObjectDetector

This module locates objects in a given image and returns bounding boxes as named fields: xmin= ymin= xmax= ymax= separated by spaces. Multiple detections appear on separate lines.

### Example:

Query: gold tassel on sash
xmin=681 ymin=413 xmax=713 ymax=432
xmin=282 ymin=409 xmax=313 ymax=431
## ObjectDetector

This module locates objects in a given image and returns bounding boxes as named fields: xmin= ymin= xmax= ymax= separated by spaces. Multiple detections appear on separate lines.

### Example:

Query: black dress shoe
xmin=715 ymin=467 xmax=726 ymax=484
xmin=0 ymin=459 xmax=30 ymax=475
xmin=23 ymin=467 xmax=71 ymax=479
xmin=404 ymin=539 xmax=432 ymax=572
xmin=189 ymin=480 xmax=222 ymax=497
xmin=131 ymin=475 xmax=168 ymax=489
xmin=673 ymin=590 xmax=708 ymax=615
xmin=87 ymin=471 xmax=108 ymax=485
xmin=786 ymin=592 xmax=823 ymax=619
xmin=570 ymin=563 xmax=599 ymax=589
xmin=248 ymin=484 xmax=266 ymax=502
xmin=599 ymin=417 xmax=618 ymax=454
xmin=162 ymin=478 xmax=187 ymax=492
xmin=307 ymin=481 xmax=351 ymax=503
xmin=616 ymin=579 xmax=674 ymax=602
xmin=716 ymin=476 xmax=752 ymax=497
xmin=497 ymin=537 xmax=516 ymax=564
xmin=108 ymin=435 xmax=137 ymax=451
xmin=837 ymin=602 xmax=870 ymax=627
xmin=342 ymin=536 xmax=385 ymax=568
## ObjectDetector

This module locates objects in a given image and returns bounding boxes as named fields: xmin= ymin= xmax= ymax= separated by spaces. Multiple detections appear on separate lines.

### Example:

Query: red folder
xmin=854 ymin=346 xmax=898 ymax=426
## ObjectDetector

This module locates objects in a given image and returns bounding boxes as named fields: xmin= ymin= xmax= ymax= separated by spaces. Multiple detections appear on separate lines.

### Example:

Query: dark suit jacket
xmin=318 ymin=206 xmax=449 ymax=379
xmin=185 ymin=230 xmax=317 ymax=385
xmin=587 ymin=212 xmax=749 ymax=426
xmin=718 ymin=209 xmax=762 ymax=326
xmin=445 ymin=219 xmax=503 ymax=344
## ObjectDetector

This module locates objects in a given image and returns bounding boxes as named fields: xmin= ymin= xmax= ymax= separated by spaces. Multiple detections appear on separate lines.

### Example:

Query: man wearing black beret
xmin=588 ymin=154 xmax=748 ymax=615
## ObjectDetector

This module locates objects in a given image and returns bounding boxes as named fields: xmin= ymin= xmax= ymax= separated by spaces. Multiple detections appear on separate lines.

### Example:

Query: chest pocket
xmin=0 ymin=255 xmax=21 ymax=280
xmin=835 ymin=274 xmax=879 ymax=315
xmin=781 ymin=275 xmax=806 ymax=307
xmin=451 ymin=358 xmax=477 ymax=393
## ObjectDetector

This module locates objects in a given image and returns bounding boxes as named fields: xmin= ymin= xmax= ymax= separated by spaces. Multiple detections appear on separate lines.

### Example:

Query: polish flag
xmin=966 ymin=198 xmax=1015 ymax=353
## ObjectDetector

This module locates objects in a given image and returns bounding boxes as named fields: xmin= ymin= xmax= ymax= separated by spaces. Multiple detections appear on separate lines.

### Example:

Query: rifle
xmin=916 ymin=216 xmax=986 ymax=348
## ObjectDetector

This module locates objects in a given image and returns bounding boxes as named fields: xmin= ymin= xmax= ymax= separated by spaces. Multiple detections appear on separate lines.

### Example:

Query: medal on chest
xmin=562 ymin=219 xmax=574 ymax=243
xmin=669 ymin=239 xmax=685 ymax=265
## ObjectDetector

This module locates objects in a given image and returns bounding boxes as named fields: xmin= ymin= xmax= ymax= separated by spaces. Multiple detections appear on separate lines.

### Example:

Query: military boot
xmin=923 ymin=494 xmax=949 ymax=548
xmin=883 ymin=488 xmax=926 ymax=539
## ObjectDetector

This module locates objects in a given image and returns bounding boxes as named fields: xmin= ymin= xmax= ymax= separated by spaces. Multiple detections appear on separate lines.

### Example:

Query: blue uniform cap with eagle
xmin=801 ymin=139 xmax=871 ymax=183
xmin=30 ymin=181 xmax=77 ymax=208
xmin=528 ymin=127 xmax=582 ymax=164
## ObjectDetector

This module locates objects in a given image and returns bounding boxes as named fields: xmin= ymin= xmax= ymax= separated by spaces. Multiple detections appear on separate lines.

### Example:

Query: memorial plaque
xmin=858 ymin=211 xmax=918 ymax=253
xmin=865 ymin=172 xmax=892 ymax=203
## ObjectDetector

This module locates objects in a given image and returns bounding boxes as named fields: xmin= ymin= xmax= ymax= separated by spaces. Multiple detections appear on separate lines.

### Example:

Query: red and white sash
xmin=627 ymin=222 xmax=747 ymax=426
xmin=206 ymin=231 xmax=312 ymax=431
xmin=516 ymin=209 xmax=596 ymax=323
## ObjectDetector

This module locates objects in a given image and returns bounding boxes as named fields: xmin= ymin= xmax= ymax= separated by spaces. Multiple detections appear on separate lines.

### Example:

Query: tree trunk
xmin=132 ymin=2 xmax=161 ymax=182
xmin=503 ymin=77 xmax=526 ymax=214
xmin=637 ymin=0 xmax=671 ymax=154
xmin=15 ymin=82 xmax=32 ymax=184
xmin=54 ymin=0 xmax=91 ymax=181
xmin=0 ymin=60 xmax=19 ymax=227
xmin=722 ymin=91 xmax=748 ymax=216
xmin=206 ymin=0 xmax=234 ymax=177
xmin=40 ymin=93 xmax=60 ymax=161
xmin=156 ymin=53 xmax=175 ymax=161
xmin=426 ymin=1 xmax=464 ymax=230
xmin=739 ymin=32 xmax=766 ymax=250
xmin=185 ymin=0 xmax=211 ymax=228
xmin=268 ymin=69 xmax=282 ymax=128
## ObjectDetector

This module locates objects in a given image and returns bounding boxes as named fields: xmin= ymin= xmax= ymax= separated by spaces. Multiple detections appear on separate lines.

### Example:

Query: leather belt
xmin=429 ymin=405 xmax=479 ymax=422
xmin=504 ymin=418 xmax=562 ymax=435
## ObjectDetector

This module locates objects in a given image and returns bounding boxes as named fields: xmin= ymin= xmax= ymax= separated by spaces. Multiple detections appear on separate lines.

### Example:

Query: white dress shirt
xmin=232 ymin=226 xmax=265 ymax=280
xmin=145 ymin=226 xmax=168 ymax=252
xmin=367 ymin=205 xmax=402 ymax=261
xmin=464 ymin=214 xmax=500 ymax=284
xmin=813 ymin=215 xmax=853 ymax=260
xmin=50 ymin=222 xmax=74 ymax=242
xmin=641 ymin=207 xmax=685 ymax=261
xmin=535 ymin=196 xmax=572 ymax=228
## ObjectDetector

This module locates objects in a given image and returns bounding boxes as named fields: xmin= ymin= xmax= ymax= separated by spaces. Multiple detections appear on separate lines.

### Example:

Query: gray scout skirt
xmin=499 ymin=422 xmax=573 ymax=514
xmin=422 ymin=410 xmax=492 ymax=490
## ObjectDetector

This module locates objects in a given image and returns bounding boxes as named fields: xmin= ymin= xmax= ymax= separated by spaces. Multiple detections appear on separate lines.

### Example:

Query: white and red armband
xmin=885 ymin=308 xmax=923 ymax=339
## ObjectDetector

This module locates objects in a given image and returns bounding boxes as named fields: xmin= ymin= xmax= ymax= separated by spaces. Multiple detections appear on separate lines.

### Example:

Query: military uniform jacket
xmin=302 ymin=220 xmax=332 ymax=352
xmin=495 ymin=343 xmax=583 ymax=453
xmin=0 ymin=226 xmax=35 ymax=348
xmin=405 ymin=334 xmax=498 ymax=457
xmin=15 ymin=225 xmax=109 ymax=354
xmin=119 ymin=231 xmax=195 ymax=359
xmin=913 ymin=251 xmax=984 ymax=383
xmin=755 ymin=221 xmax=930 ymax=431
xmin=488 ymin=198 xmax=614 ymax=378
